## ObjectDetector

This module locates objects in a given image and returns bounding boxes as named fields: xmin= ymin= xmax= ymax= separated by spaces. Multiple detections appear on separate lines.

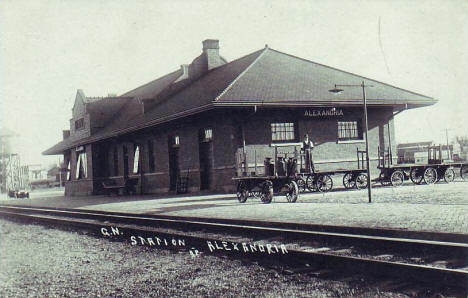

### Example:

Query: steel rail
xmin=0 ymin=205 xmax=467 ymax=255
xmin=1 ymin=204 xmax=466 ymax=242
xmin=0 ymin=208 xmax=467 ymax=292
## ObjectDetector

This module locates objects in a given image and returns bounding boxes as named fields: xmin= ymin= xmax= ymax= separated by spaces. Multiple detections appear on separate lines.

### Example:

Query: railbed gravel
xmin=0 ymin=218 xmax=414 ymax=298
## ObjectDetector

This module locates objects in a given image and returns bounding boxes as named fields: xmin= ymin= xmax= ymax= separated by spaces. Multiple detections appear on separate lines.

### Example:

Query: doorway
xmin=199 ymin=129 xmax=213 ymax=190
xmin=123 ymin=145 xmax=129 ymax=178
xmin=168 ymin=136 xmax=180 ymax=191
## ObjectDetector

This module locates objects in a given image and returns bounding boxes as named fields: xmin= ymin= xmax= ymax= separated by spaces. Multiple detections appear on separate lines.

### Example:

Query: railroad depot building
xmin=43 ymin=39 xmax=436 ymax=196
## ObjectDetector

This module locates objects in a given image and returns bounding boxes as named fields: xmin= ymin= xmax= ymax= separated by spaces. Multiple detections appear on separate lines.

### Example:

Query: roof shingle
xmin=43 ymin=46 xmax=436 ymax=155
xmin=216 ymin=48 xmax=434 ymax=105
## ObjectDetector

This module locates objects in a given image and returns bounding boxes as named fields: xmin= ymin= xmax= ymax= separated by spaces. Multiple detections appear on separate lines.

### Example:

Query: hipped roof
xmin=44 ymin=46 xmax=436 ymax=155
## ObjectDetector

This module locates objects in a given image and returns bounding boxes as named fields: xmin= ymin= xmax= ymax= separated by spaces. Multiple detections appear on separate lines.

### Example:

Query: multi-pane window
xmin=148 ymin=140 xmax=155 ymax=173
xmin=75 ymin=152 xmax=87 ymax=179
xmin=204 ymin=129 xmax=213 ymax=141
xmin=75 ymin=118 xmax=84 ymax=130
xmin=271 ymin=122 xmax=296 ymax=142
xmin=337 ymin=121 xmax=361 ymax=140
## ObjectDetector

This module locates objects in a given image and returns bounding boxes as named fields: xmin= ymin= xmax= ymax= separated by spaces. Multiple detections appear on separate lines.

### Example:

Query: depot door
xmin=168 ymin=136 xmax=180 ymax=191
xmin=199 ymin=129 xmax=213 ymax=190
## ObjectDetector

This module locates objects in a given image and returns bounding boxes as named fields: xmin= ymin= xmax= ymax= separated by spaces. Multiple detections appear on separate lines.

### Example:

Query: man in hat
xmin=302 ymin=134 xmax=315 ymax=173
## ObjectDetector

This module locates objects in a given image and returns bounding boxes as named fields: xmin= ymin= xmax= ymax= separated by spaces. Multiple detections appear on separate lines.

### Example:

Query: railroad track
xmin=0 ymin=205 xmax=467 ymax=295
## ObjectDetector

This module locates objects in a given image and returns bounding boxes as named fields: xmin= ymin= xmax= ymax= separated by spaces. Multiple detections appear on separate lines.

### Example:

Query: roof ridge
xmin=213 ymin=47 xmax=268 ymax=102
xmin=119 ymin=69 xmax=181 ymax=98
xmin=267 ymin=48 xmax=434 ymax=100
xmin=122 ymin=48 xmax=268 ymax=124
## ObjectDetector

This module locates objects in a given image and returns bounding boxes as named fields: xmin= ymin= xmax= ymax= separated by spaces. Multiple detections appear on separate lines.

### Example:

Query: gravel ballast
xmin=0 ymin=219 xmax=410 ymax=297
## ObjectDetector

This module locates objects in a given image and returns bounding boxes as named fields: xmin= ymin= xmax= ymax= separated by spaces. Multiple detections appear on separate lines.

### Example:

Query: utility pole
xmin=361 ymin=81 xmax=372 ymax=203
xmin=329 ymin=81 xmax=373 ymax=203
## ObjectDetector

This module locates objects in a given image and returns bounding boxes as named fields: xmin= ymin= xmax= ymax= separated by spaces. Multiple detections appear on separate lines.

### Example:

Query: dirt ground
xmin=0 ymin=219 xmax=409 ymax=298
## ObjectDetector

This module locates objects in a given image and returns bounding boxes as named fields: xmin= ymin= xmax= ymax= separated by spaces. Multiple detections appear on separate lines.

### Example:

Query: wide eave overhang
xmin=43 ymin=97 xmax=436 ymax=155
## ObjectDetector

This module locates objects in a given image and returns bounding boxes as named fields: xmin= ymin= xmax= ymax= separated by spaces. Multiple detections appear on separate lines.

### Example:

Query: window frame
xmin=66 ymin=161 xmax=71 ymax=181
xmin=75 ymin=118 xmax=85 ymax=130
xmin=337 ymin=120 xmax=363 ymax=141
xmin=271 ymin=122 xmax=297 ymax=143
xmin=204 ymin=128 xmax=213 ymax=141
xmin=75 ymin=152 xmax=87 ymax=179
xmin=169 ymin=135 xmax=180 ymax=148
xmin=133 ymin=144 xmax=140 ymax=174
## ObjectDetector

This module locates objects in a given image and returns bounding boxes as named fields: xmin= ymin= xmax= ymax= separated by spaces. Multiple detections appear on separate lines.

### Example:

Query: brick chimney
xmin=202 ymin=39 xmax=223 ymax=71
xmin=63 ymin=130 xmax=70 ymax=140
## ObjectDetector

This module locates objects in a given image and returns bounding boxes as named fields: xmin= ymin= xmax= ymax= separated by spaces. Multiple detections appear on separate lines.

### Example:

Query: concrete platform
xmin=1 ymin=181 xmax=467 ymax=234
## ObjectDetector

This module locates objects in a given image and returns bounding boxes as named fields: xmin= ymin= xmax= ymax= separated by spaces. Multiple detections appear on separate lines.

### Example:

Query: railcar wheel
xmin=296 ymin=177 xmax=306 ymax=193
xmin=343 ymin=173 xmax=356 ymax=189
xmin=260 ymin=181 xmax=273 ymax=204
xmin=355 ymin=173 xmax=368 ymax=189
xmin=251 ymin=191 xmax=262 ymax=199
xmin=461 ymin=165 xmax=468 ymax=181
xmin=443 ymin=168 xmax=455 ymax=183
xmin=423 ymin=167 xmax=438 ymax=185
xmin=317 ymin=175 xmax=333 ymax=192
xmin=390 ymin=170 xmax=404 ymax=187
xmin=236 ymin=181 xmax=249 ymax=203
xmin=379 ymin=172 xmax=391 ymax=186
xmin=305 ymin=175 xmax=316 ymax=192
xmin=285 ymin=181 xmax=299 ymax=203
xmin=409 ymin=168 xmax=424 ymax=185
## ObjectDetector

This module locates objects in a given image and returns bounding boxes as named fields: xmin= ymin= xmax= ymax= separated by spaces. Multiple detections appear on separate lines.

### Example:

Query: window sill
xmin=337 ymin=139 xmax=365 ymax=144
xmin=270 ymin=142 xmax=302 ymax=147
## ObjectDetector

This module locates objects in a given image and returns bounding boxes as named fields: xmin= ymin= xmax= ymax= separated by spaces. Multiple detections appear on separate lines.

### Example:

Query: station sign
xmin=303 ymin=108 xmax=344 ymax=117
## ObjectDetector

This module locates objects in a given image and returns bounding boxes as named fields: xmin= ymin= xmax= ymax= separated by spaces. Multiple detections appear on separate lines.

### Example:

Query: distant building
xmin=29 ymin=165 xmax=47 ymax=181
xmin=47 ymin=165 xmax=66 ymax=187
xmin=397 ymin=141 xmax=433 ymax=164
xmin=44 ymin=39 xmax=436 ymax=196
xmin=397 ymin=142 xmax=454 ymax=164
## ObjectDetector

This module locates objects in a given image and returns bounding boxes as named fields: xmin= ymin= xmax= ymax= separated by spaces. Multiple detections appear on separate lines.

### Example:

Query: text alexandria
xmin=304 ymin=108 xmax=344 ymax=117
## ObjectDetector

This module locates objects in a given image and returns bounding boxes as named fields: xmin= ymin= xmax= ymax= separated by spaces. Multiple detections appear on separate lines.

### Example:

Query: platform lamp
xmin=329 ymin=81 xmax=373 ymax=203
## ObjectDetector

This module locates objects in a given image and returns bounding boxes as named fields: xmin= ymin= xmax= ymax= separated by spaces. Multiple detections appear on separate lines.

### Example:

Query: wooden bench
xmin=101 ymin=178 xmax=138 ymax=195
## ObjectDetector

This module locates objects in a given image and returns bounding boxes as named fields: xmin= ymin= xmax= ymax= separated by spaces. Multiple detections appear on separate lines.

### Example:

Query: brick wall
xmin=63 ymin=107 xmax=397 ymax=196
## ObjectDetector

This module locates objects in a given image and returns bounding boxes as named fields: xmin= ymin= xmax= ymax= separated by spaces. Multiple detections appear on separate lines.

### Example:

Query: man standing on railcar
xmin=302 ymin=134 xmax=315 ymax=173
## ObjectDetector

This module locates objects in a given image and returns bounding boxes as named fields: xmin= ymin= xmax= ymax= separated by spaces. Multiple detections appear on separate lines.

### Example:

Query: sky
xmin=1 ymin=0 xmax=467 ymax=167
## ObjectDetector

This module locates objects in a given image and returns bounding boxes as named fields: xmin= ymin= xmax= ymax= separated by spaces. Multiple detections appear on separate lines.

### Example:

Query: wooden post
xmin=356 ymin=147 xmax=359 ymax=169
xmin=254 ymin=149 xmax=257 ymax=175
xmin=362 ymin=81 xmax=372 ymax=203
xmin=139 ymin=144 xmax=144 ymax=195
xmin=387 ymin=122 xmax=393 ymax=165
xmin=241 ymin=125 xmax=247 ymax=174
xmin=274 ymin=146 xmax=278 ymax=176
